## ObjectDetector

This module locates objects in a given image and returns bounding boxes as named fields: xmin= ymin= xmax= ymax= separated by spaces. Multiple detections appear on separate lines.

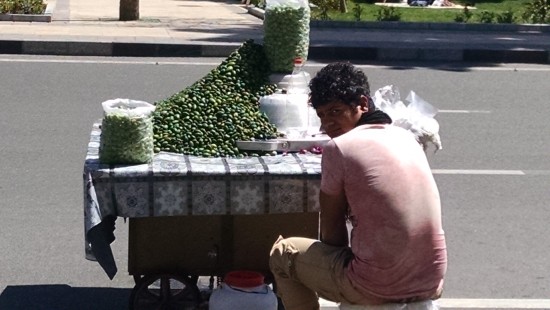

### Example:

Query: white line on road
xmin=468 ymin=66 xmax=550 ymax=72
xmin=354 ymin=64 xmax=550 ymax=72
xmin=439 ymin=109 xmax=491 ymax=114
xmin=439 ymin=298 xmax=550 ymax=308
xmin=432 ymin=169 xmax=525 ymax=175
xmin=432 ymin=169 xmax=550 ymax=175
xmin=320 ymin=298 xmax=550 ymax=309
xmin=0 ymin=57 xmax=218 ymax=65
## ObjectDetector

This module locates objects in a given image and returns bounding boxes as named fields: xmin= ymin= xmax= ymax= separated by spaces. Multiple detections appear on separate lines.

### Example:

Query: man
xmin=269 ymin=62 xmax=447 ymax=310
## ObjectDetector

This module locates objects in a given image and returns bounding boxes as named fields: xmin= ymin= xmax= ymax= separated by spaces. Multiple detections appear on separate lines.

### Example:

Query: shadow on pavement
xmin=171 ymin=25 xmax=262 ymax=39
xmin=0 ymin=285 xmax=131 ymax=310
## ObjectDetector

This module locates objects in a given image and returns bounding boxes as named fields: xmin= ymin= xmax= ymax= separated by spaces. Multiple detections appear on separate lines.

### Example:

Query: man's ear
xmin=358 ymin=95 xmax=370 ymax=113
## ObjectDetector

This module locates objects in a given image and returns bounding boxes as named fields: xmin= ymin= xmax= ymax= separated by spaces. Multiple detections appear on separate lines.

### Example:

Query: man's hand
xmin=319 ymin=190 xmax=349 ymax=247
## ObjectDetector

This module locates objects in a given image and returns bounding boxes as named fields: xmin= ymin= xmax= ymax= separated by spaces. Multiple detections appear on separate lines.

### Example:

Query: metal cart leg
xmin=129 ymin=273 xmax=201 ymax=310
xmin=133 ymin=274 xmax=143 ymax=284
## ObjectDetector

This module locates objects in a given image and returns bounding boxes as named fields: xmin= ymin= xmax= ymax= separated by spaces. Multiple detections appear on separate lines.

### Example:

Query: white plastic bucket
xmin=339 ymin=299 xmax=440 ymax=310
xmin=209 ymin=270 xmax=278 ymax=310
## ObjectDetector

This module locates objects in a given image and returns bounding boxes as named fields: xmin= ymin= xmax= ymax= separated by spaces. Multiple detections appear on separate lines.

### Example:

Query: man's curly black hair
xmin=308 ymin=62 xmax=372 ymax=110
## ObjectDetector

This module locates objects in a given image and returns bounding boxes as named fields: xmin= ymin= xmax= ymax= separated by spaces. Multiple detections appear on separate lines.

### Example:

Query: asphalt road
xmin=0 ymin=55 xmax=549 ymax=309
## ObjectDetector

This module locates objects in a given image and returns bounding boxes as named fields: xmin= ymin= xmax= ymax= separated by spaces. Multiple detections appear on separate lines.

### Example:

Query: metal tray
xmin=236 ymin=135 xmax=330 ymax=152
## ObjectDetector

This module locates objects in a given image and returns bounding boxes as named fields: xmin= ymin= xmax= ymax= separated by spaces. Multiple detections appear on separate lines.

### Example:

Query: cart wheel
xmin=129 ymin=273 xmax=201 ymax=310
xmin=133 ymin=274 xmax=143 ymax=284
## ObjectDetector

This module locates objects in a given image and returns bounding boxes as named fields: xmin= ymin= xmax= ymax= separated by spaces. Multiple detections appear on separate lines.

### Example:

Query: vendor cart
xmin=83 ymin=122 xmax=322 ymax=309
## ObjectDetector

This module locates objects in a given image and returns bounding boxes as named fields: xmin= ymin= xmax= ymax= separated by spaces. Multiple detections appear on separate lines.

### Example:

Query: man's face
xmin=315 ymin=101 xmax=364 ymax=138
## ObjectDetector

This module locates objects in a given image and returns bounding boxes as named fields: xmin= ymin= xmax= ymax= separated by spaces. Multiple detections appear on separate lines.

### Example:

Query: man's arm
xmin=319 ymin=189 xmax=349 ymax=247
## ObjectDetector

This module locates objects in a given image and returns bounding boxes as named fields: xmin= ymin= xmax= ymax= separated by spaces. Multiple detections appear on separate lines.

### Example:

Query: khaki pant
xmin=269 ymin=236 xmax=386 ymax=310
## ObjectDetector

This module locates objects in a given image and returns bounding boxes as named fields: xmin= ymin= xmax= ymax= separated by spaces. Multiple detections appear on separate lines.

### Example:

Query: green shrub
xmin=311 ymin=0 xmax=339 ymax=20
xmin=0 ymin=0 xmax=46 ymax=14
xmin=477 ymin=10 xmax=495 ymax=23
xmin=454 ymin=6 xmax=473 ymax=22
xmin=253 ymin=0 xmax=266 ymax=9
xmin=312 ymin=5 xmax=332 ymax=20
xmin=522 ymin=0 xmax=549 ymax=23
xmin=352 ymin=3 xmax=364 ymax=21
xmin=375 ymin=6 xmax=401 ymax=21
xmin=496 ymin=10 xmax=515 ymax=23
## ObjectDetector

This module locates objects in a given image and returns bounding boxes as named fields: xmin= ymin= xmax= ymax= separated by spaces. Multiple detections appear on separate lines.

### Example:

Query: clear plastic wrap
xmin=99 ymin=98 xmax=156 ymax=164
xmin=263 ymin=0 xmax=310 ymax=73
xmin=373 ymin=85 xmax=442 ymax=153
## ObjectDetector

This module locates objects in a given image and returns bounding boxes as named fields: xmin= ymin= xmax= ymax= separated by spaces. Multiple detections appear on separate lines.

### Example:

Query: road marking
xmin=432 ymin=169 xmax=550 ymax=176
xmin=468 ymin=66 xmax=550 ymax=72
xmin=0 ymin=57 xmax=219 ymax=65
xmin=439 ymin=109 xmax=491 ymax=114
xmin=438 ymin=298 xmax=550 ymax=308
xmin=320 ymin=298 xmax=550 ymax=309
xmin=353 ymin=64 xmax=550 ymax=72
xmin=432 ymin=169 xmax=525 ymax=175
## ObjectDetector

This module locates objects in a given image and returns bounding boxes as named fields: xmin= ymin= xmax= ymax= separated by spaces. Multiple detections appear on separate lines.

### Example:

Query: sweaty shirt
xmin=321 ymin=124 xmax=447 ymax=300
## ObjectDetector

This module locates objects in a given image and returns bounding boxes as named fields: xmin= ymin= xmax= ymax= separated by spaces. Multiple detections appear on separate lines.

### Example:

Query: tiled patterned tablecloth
xmin=83 ymin=122 xmax=322 ymax=278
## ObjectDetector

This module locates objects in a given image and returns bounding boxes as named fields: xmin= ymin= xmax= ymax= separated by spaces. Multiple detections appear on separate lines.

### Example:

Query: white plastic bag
xmin=101 ymin=98 xmax=155 ymax=117
xmin=266 ymin=0 xmax=308 ymax=8
xmin=99 ymin=99 xmax=156 ymax=164
xmin=373 ymin=85 xmax=442 ymax=153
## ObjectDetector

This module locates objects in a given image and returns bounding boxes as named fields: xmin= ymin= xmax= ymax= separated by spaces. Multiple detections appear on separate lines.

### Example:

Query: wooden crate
xmin=128 ymin=213 xmax=319 ymax=278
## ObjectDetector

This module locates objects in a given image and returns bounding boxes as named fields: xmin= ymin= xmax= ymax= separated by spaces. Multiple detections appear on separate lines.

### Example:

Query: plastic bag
xmin=99 ymin=98 xmax=156 ymax=164
xmin=263 ymin=0 xmax=310 ymax=73
xmin=373 ymin=85 xmax=442 ymax=153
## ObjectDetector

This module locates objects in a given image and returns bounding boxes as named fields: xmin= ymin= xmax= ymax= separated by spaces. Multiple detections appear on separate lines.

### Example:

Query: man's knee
xmin=269 ymin=235 xmax=288 ymax=274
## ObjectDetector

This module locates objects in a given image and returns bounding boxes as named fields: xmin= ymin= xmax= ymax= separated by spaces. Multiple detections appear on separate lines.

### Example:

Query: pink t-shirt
xmin=321 ymin=124 xmax=447 ymax=300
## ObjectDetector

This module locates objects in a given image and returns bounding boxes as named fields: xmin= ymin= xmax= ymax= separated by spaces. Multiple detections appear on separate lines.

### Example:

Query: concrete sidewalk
xmin=0 ymin=0 xmax=549 ymax=63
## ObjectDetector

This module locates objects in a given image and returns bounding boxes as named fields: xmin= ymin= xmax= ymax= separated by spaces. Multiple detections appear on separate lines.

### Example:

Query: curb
xmin=308 ymin=45 xmax=550 ymax=63
xmin=1 ymin=39 xmax=548 ymax=64
xmin=312 ymin=20 xmax=550 ymax=33
xmin=0 ymin=40 xmax=241 ymax=57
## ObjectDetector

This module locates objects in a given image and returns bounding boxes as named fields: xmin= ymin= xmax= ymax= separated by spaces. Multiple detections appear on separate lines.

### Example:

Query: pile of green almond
xmin=152 ymin=40 xmax=280 ymax=158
